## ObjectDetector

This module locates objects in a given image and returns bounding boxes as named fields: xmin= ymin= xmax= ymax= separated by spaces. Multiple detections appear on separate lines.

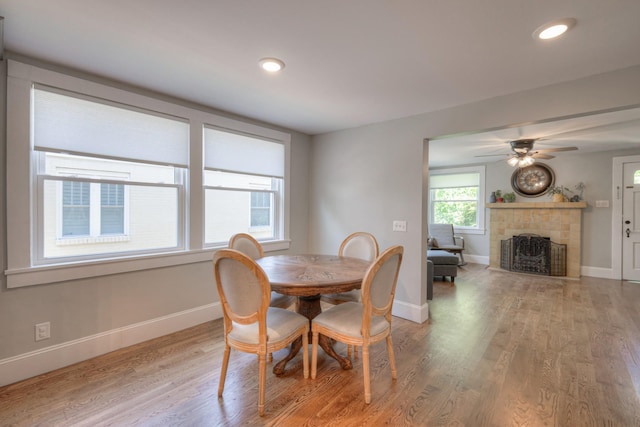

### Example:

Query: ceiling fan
xmin=477 ymin=138 xmax=578 ymax=167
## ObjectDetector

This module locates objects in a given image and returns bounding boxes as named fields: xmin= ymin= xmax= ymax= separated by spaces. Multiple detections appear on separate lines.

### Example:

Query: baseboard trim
xmin=392 ymin=299 xmax=429 ymax=324
xmin=581 ymin=265 xmax=615 ymax=279
xmin=0 ymin=303 xmax=222 ymax=387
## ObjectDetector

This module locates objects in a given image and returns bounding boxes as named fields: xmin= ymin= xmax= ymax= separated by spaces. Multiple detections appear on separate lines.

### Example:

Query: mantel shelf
xmin=487 ymin=201 xmax=587 ymax=209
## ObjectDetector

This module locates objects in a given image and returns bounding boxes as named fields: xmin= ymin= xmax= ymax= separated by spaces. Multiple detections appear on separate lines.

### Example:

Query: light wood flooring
xmin=1 ymin=263 xmax=640 ymax=426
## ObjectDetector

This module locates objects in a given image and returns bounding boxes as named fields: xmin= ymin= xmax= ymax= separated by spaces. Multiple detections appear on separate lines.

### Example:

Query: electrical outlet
xmin=35 ymin=322 xmax=50 ymax=342
xmin=393 ymin=220 xmax=407 ymax=232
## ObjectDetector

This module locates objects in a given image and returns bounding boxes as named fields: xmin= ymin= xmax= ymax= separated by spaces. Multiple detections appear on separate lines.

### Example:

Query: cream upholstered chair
xmin=428 ymin=223 xmax=466 ymax=265
xmin=213 ymin=249 xmax=309 ymax=416
xmin=321 ymin=231 xmax=379 ymax=356
xmin=321 ymin=232 xmax=379 ymax=305
xmin=228 ymin=233 xmax=294 ymax=309
xmin=311 ymin=245 xmax=403 ymax=404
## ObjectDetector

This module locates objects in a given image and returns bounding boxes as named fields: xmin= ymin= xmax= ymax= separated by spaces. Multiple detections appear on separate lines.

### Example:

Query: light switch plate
xmin=393 ymin=220 xmax=407 ymax=232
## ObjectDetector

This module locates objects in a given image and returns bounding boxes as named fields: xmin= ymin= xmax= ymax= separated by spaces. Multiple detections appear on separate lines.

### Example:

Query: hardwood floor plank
xmin=2 ymin=264 xmax=640 ymax=426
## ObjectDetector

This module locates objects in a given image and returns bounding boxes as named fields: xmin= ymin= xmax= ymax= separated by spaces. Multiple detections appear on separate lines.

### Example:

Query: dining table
xmin=255 ymin=254 xmax=371 ymax=376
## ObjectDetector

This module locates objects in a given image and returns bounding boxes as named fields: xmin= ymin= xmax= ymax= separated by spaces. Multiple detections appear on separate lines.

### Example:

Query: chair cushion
xmin=312 ymin=302 xmax=390 ymax=339
xmin=229 ymin=307 xmax=308 ymax=345
xmin=427 ymin=250 xmax=459 ymax=265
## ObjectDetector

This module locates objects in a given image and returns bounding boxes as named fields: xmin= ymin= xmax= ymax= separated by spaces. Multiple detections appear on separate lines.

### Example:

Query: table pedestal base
xmin=273 ymin=295 xmax=352 ymax=375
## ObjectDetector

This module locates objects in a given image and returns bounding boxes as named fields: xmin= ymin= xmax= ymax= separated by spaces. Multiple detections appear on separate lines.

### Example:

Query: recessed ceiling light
xmin=533 ymin=18 xmax=576 ymax=40
xmin=259 ymin=58 xmax=285 ymax=72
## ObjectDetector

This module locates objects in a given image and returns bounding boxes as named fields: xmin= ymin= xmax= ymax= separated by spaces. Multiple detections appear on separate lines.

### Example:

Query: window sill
xmin=5 ymin=239 xmax=291 ymax=289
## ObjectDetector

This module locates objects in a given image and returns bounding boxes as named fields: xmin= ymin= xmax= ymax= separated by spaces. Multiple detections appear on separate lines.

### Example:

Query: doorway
xmin=613 ymin=155 xmax=640 ymax=280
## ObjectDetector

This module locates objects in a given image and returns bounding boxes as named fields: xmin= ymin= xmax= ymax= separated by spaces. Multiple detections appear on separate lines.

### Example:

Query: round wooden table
xmin=255 ymin=254 xmax=371 ymax=375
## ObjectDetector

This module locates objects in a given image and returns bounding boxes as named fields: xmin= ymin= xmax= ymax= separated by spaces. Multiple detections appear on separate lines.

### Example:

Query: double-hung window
xmin=429 ymin=166 xmax=485 ymax=234
xmin=6 ymin=60 xmax=290 ymax=288
xmin=32 ymin=86 xmax=188 ymax=262
xmin=203 ymin=127 xmax=285 ymax=245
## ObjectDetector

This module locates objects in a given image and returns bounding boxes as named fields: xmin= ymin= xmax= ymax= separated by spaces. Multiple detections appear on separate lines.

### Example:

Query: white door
xmin=622 ymin=162 xmax=640 ymax=280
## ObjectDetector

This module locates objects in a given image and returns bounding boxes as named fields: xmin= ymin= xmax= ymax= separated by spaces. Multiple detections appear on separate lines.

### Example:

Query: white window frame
xmin=5 ymin=60 xmax=291 ymax=288
xmin=429 ymin=165 xmax=486 ymax=235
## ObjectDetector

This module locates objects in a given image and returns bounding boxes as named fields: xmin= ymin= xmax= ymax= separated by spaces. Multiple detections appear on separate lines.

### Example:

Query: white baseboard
xmin=581 ymin=265 xmax=615 ymax=279
xmin=0 ymin=303 xmax=222 ymax=387
xmin=463 ymin=254 xmax=489 ymax=265
xmin=392 ymin=300 xmax=429 ymax=324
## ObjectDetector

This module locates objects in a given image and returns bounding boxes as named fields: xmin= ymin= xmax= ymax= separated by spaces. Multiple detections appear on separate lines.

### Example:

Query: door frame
xmin=612 ymin=155 xmax=640 ymax=280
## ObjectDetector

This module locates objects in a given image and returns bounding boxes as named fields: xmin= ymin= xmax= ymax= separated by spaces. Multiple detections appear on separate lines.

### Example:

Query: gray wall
xmin=0 ymin=57 xmax=312 ymax=361
xmin=308 ymin=65 xmax=640 ymax=317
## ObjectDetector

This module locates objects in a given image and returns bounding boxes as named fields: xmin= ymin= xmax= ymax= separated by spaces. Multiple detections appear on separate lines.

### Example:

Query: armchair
xmin=428 ymin=223 xmax=466 ymax=265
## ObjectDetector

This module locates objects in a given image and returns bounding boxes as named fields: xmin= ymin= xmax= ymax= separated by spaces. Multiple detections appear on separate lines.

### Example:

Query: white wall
xmin=309 ymin=65 xmax=640 ymax=324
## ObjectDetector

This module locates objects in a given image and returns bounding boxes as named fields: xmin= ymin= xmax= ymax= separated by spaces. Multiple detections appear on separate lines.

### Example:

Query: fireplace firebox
xmin=500 ymin=234 xmax=566 ymax=276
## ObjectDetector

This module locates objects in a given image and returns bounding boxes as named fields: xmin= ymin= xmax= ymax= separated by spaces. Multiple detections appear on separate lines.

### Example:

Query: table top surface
xmin=255 ymin=254 xmax=371 ymax=297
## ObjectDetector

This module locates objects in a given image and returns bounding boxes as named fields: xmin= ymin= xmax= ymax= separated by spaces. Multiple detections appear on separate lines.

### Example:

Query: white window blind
xmin=204 ymin=127 xmax=284 ymax=178
xmin=33 ymin=87 xmax=189 ymax=167
xmin=430 ymin=172 xmax=479 ymax=188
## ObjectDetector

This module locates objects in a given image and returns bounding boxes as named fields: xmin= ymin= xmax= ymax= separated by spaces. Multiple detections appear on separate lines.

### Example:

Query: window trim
xmin=429 ymin=165 xmax=486 ymax=235
xmin=5 ymin=59 xmax=291 ymax=288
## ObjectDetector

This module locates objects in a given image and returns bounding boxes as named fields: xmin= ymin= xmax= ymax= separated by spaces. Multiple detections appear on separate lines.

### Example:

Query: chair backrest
xmin=339 ymin=232 xmax=379 ymax=262
xmin=360 ymin=245 xmax=403 ymax=329
xmin=229 ymin=233 xmax=264 ymax=259
xmin=428 ymin=224 xmax=455 ymax=246
xmin=213 ymin=249 xmax=270 ymax=339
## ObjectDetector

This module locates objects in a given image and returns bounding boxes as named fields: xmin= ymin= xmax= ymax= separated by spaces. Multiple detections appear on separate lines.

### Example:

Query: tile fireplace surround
xmin=488 ymin=202 xmax=587 ymax=278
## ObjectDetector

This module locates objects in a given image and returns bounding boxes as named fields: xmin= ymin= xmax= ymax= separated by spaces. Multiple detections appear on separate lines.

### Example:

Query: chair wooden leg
xmin=218 ymin=345 xmax=231 ymax=397
xmin=302 ymin=329 xmax=309 ymax=379
xmin=268 ymin=353 xmax=273 ymax=362
xmin=347 ymin=344 xmax=352 ymax=357
xmin=258 ymin=353 xmax=267 ymax=416
xmin=386 ymin=336 xmax=397 ymax=380
xmin=311 ymin=330 xmax=319 ymax=379
xmin=362 ymin=344 xmax=371 ymax=404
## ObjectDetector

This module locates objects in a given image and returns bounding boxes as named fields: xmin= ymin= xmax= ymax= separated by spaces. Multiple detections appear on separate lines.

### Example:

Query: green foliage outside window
xmin=431 ymin=187 xmax=478 ymax=227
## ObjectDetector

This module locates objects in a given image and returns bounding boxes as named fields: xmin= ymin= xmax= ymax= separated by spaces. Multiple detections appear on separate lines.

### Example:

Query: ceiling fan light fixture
xmin=519 ymin=156 xmax=535 ymax=167
xmin=507 ymin=156 xmax=520 ymax=167
xmin=533 ymin=18 xmax=576 ymax=40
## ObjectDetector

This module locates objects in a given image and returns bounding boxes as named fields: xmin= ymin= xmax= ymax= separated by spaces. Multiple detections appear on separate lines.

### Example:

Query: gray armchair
xmin=428 ymin=223 xmax=466 ymax=265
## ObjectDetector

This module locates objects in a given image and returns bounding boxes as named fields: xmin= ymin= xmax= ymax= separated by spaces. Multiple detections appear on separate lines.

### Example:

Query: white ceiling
xmin=429 ymin=106 xmax=640 ymax=168
xmin=1 ymin=0 xmax=640 ymax=142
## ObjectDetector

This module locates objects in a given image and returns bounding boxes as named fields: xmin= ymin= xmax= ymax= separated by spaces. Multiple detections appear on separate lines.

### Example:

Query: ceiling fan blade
xmin=531 ymin=152 xmax=555 ymax=159
xmin=474 ymin=153 xmax=510 ymax=158
xmin=534 ymin=146 xmax=578 ymax=153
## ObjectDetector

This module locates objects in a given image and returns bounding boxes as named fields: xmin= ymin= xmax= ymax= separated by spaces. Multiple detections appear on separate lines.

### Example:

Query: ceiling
xmin=429 ymin=106 xmax=640 ymax=168
xmin=1 ymin=0 xmax=640 ymax=140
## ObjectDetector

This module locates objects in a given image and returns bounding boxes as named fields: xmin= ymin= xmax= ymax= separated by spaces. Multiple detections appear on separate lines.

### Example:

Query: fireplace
xmin=500 ymin=234 xmax=566 ymax=276
xmin=488 ymin=202 xmax=586 ymax=278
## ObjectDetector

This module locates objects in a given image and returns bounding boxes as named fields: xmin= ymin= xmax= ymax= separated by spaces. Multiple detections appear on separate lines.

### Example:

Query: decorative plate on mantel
xmin=511 ymin=163 xmax=555 ymax=197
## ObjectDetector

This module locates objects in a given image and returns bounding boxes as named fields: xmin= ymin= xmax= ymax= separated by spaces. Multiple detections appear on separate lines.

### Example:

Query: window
xmin=6 ymin=60 xmax=290 ymax=288
xmin=429 ymin=166 xmax=485 ymax=234
xmin=61 ymin=181 xmax=124 ymax=236
xmin=31 ymin=85 xmax=188 ymax=263
xmin=203 ymin=127 xmax=285 ymax=245
xmin=251 ymin=192 xmax=272 ymax=227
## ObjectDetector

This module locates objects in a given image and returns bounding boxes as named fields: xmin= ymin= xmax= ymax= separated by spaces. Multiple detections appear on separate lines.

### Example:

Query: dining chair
xmin=311 ymin=245 xmax=403 ymax=404
xmin=213 ymin=249 xmax=309 ymax=416
xmin=321 ymin=232 xmax=379 ymax=306
xmin=229 ymin=233 xmax=294 ymax=309
xmin=321 ymin=231 xmax=379 ymax=356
